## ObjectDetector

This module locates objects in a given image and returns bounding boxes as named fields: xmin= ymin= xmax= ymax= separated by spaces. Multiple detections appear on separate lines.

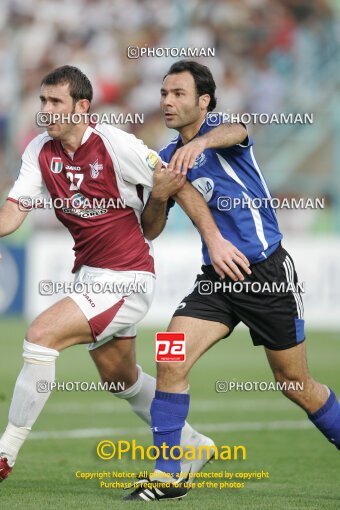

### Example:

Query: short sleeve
xmin=95 ymin=124 xmax=161 ymax=189
xmin=8 ymin=135 xmax=45 ymax=203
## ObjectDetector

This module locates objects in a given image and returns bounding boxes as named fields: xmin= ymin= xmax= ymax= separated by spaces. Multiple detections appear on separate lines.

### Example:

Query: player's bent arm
xmin=168 ymin=123 xmax=248 ymax=175
xmin=141 ymin=162 xmax=186 ymax=241
xmin=174 ymin=182 xmax=223 ymax=246
xmin=174 ymin=183 xmax=252 ymax=281
xmin=199 ymin=122 xmax=247 ymax=150
xmin=0 ymin=200 xmax=29 ymax=237
xmin=143 ymin=182 xmax=251 ymax=280
xmin=141 ymin=195 xmax=168 ymax=241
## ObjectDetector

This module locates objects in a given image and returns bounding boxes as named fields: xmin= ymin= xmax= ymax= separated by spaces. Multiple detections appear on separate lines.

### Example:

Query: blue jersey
xmin=159 ymin=116 xmax=282 ymax=265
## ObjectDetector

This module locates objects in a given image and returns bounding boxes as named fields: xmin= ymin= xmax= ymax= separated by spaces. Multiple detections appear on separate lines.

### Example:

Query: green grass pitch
xmin=0 ymin=317 xmax=339 ymax=509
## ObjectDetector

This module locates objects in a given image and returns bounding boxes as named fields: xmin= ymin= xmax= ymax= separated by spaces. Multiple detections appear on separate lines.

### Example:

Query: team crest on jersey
xmin=191 ymin=177 xmax=214 ymax=202
xmin=193 ymin=152 xmax=207 ymax=168
xmin=50 ymin=157 xmax=63 ymax=174
xmin=89 ymin=159 xmax=103 ymax=178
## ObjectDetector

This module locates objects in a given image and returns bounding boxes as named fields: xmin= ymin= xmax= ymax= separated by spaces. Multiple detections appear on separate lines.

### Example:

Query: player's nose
xmin=162 ymin=95 xmax=173 ymax=108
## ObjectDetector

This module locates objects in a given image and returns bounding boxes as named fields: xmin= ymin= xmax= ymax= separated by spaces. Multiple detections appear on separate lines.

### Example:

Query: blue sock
xmin=151 ymin=390 xmax=190 ymax=476
xmin=308 ymin=389 xmax=340 ymax=449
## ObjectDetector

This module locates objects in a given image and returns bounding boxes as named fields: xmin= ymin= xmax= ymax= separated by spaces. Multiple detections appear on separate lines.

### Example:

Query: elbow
xmin=144 ymin=229 xmax=159 ymax=241
xmin=142 ymin=224 xmax=163 ymax=241
xmin=142 ymin=223 xmax=157 ymax=241
xmin=144 ymin=232 xmax=156 ymax=241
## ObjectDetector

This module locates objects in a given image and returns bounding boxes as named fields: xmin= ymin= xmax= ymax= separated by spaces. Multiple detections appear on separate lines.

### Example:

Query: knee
xmin=273 ymin=369 xmax=310 ymax=402
xmin=97 ymin=363 xmax=138 ymax=392
xmin=26 ymin=322 xmax=57 ymax=349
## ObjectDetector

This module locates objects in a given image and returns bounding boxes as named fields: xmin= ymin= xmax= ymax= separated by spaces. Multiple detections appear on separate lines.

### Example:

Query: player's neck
xmin=179 ymin=115 xmax=206 ymax=145
xmin=60 ymin=124 xmax=89 ymax=155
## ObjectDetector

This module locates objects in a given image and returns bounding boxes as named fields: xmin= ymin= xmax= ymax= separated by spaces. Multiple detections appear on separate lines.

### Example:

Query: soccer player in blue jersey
xmin=126 ymin=61 xmax=340 ymax=501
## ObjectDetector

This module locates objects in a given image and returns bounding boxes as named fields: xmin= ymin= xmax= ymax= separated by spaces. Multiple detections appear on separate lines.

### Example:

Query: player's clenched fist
xmin=151 ymin=161 xmax=186 ymax=202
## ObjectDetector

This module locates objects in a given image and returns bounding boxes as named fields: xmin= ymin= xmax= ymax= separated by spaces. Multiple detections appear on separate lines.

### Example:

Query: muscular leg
xmin=266 ymin=342 xmax=340 ymax=449
xmin=91 ymin=337 xmax=157 ymax=423
xmin=265 ymin=343 xmax=328 ymax=413
xmin=151 ymin=316 xmax=229 ymax=477
xmin=157 ymin=316 xmax=229 ymax=392
xmin=27 ymin=297 xmax=92 ymax=349
xmin=90 ymin=337 xmax=138 ymax=391
xmin=90 ymin=337 xmax=205 ymax=444
xmin=0 ymin=298 xmax=93 ymax=467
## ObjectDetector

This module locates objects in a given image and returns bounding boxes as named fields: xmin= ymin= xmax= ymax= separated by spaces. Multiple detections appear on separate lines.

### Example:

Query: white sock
xmin=113 ymin=365 xmax=195 ymax=444
xmin=0 ymin=340 xmax=59 ymax=466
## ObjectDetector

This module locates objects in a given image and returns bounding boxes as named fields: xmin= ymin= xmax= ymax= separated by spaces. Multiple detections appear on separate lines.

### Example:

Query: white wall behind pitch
xmin=25 ymin=232 xmax=340 ymax=330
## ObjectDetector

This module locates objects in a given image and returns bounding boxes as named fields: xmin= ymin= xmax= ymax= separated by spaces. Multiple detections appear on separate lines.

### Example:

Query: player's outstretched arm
xmin=141 ymin=162 xmax=186 ymax=240
xmin=0 ymin=200 xmax=28 ymax=237
xmin=175 ymin=183 xmax=251 ymax=281
xmin=168 ymin=123 xmax=247 ymax=175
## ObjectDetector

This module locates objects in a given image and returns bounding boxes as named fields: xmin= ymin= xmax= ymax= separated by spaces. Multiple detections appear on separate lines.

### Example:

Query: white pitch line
xmin=29 ymin=420 xmax=313 ymax=440
xmin=44 ymin=398 xmax=292 ymax=414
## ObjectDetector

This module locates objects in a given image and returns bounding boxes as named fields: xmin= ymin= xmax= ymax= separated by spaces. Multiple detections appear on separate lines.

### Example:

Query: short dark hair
xmin=164 ymin=60 xmax=217 ymax=111
xmin=41 ymin=65 xmax=93 ymax=105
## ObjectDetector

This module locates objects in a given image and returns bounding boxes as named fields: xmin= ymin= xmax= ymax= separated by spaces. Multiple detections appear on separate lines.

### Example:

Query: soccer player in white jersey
xmin=125 ymin=61 xmax=340 ymax=501
xmin=0 ymin=66 xmax=250 ymax=481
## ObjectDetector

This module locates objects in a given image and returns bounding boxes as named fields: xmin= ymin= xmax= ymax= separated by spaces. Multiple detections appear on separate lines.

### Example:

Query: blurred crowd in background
xmin=0 ymin=0 xmax=339 ymax=234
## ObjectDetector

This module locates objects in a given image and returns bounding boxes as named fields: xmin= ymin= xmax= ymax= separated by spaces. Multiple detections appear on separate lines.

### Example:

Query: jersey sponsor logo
xmin=155 ymin=332 xmax=185 ymax=362
xmin=63 ymin=193 xmax=105 ymax=217
xmin=191 ymin=177 xmax=214 ymax=202
xmin=193 ymin=152 xmax=207 ymax=168
xmin=89 ymin=159 xmax=104 ymax=178
xmin=63 ymin=208 xmax=108 ymax=218
xmin=62 ymin=192 xmax=109 ymax=218
xmin=50 ymin=157 xmax=63 ymax=174
xmin=71 ymin=192 xmax=86 ymax=208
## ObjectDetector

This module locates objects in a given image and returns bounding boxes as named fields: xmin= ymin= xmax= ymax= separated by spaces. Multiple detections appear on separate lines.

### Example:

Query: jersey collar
xmin=60 ymin=125 xmax=93 ymax=159
xmin=80 ymin=125 xmax=93 ymax=145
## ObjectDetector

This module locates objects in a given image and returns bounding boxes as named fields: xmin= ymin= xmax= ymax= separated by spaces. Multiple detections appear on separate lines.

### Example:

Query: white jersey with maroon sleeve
xmin=8 ymin=124 xmax=159 ymax=274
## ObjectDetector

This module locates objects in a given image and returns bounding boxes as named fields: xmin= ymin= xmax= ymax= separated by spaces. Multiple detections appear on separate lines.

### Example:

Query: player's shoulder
xmin=23 ymin=131 xmax=52 ymax=158
xmin=199 ymin=113 xmax=223 ymax=135
xmin=93 ymin=123 xmax=156 ymax=170
xmin=93 ymin=122 xmax=140 ymax=146
xmin=159 ymin=136 xmax=179 ymax=162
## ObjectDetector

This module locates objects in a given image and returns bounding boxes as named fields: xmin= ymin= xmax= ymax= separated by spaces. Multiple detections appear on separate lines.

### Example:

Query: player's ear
xmin=75 ymin=98 xmax=90 ymax=113
xmin=199 ymin=94 xmax=210 ymax=112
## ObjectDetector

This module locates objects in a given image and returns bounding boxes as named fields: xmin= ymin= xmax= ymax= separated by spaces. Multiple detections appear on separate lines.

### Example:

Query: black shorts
xmin=173 ymin=244 xmax=305 ymax=350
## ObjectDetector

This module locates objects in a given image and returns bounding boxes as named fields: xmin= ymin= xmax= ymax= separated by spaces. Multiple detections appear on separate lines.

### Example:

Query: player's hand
xmin=167 ymin=138 xmax=206 ymax=176
xmin=206 ymin=235 xmax=252 ymax=281
xmin=151 ymin=160 xmax=186 ymax=202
